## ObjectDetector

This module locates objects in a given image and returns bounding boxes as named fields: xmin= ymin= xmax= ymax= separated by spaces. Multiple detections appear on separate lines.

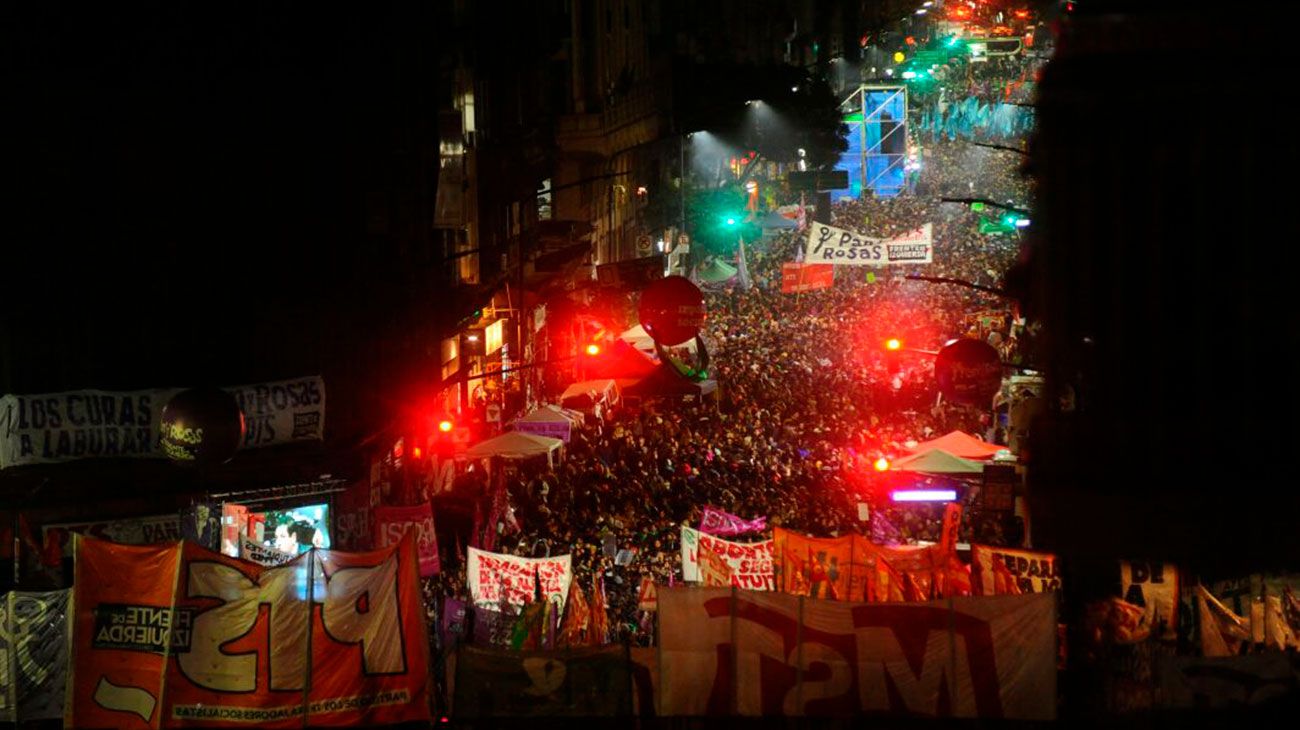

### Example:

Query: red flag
xmin=589 ymin=575 xmax=610 ymax=645
xmin=875 ymin=558 xmax=906 ymax=602
xmin=903 ymin=571 xmax=928 ymax=603
xmin=558 ymin=580 xmax=591 ymax=647
xmin=938 ymin=503 xmax=963 ymax=559
xmin=937 ymin=556 xmax=973 ymax=598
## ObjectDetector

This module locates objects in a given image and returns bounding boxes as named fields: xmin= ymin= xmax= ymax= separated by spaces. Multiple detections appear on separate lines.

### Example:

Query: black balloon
xmin=934 ymin=338 xmax=1004 ymax=407
xmin=638 ymin=275 xmax=706 ymax=346
xmin=160 ymin=388 xmax=245 ymax=465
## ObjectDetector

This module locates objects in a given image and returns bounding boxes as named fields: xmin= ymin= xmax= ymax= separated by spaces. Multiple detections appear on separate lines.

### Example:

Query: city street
xmin=3 ymin=1 xmax=1297 ymax=727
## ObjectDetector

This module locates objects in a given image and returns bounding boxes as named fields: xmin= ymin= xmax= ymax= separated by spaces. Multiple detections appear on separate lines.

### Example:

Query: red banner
xmin=780 ymin=263 xmax=834 ymax=293
xmin=657 ymin=587 xmax=1057 ymax=719
xmin=374 ymin=502 xmax=440 ymax=576
xmin=66 ymin=534 xmax=431 ymax=728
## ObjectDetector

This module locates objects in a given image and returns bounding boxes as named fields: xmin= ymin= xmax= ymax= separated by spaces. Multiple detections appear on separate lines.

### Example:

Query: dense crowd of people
xmin=424 ymin=44 xmax=1038 ymax=656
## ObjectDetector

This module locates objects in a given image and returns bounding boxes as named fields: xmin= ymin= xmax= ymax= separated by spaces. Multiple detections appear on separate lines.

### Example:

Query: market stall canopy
xmin=907 ymin=430 xmax=1007 ymax=459
xmin=695 ymin=258 xmax=738 ymax=284
xmin=619 ymin=324 xmax=657 ymax=357
xmin=890 ymin=448 xmax=985 ymax=475
xmin=559 ymin=379 xmax=620 ymax=410
xmin=464 ymin=431 xmax=564 ymax=465
xmin=511 ymin=405 xmax=583 ymax=443
xmin=623 ymin=364 xmax=718 ymax=400
xmin=588 ymin=338 xmax=658 ymax=380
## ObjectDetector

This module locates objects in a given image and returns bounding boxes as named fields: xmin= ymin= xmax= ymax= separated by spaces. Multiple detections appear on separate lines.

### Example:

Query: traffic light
xmin=1001 ymin=213 xmax=1030 ymax=228
xmin=437 ymin=418 xmax=454 ymax=433
xmin=885 ymin=338 xmax=902 ymax=351
xmin=874 ymin=457 xmax=891 ymax=472
xmin=584 ymin=343 xmax=601 ymax=357
xmin=979 ymin=216 xmax=1021 ymax=235
xmin=724 ymin=215 xmax=738 ymax=227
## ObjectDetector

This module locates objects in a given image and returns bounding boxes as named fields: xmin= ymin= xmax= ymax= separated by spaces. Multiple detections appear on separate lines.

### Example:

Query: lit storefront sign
xmin=484 ymin=319 xmax=505 ymax=355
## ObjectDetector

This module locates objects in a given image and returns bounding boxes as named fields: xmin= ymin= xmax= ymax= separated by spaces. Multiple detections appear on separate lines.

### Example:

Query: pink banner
xmin=699 ymin=506 xmax=767 ymax=537
xmin=374 ymin=502 xmax=441 ymax=576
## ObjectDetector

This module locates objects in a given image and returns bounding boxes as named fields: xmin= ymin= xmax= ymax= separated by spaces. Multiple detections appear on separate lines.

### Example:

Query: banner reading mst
xmin=66 ymin=533 xmax=430 ymax=728
xmin=657 ymin=587 xmax=1056 ymax=720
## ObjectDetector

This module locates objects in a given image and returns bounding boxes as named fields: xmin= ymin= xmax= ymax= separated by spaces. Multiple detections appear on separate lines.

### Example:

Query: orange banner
xmin=971 ymin=544 xmax=1060 ymax=596
xmin=67 ymin=533 xmax=431 ymax=729
xmin=67 ymin=539 xmax=181 ymax=729
xmin=772 ymin=529 xmax=949 ymax=602
xmin=772 ymin=530 xmax=857 ymax=601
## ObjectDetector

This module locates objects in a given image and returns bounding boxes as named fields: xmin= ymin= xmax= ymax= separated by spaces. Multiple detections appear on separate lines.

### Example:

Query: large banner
xmin=680 ymin=526 xmax=773 ymax=590
xmin=1119 ymin=561 xmax=1178 ymax=639
xmin=971 ymin=545 xmax=1061 ymax=595
xmin=66 ymin=534 xmax=430 ymax=729
xmin=467 ymin=548 xmax=573 ymax=614
xmin=803 ymin=223 xmax=933 ymax=265
xmin=772 ymin=529 xmax=952 ymax=602
xmin=374 ymin=503 xmax=441 ymax=577
xmin=226 ymin=376 xmax=325 ymax=448
xmin=0 ymin=590 xmax=70 ymax=723
xmin=44 ymin=514 xmax=183 ymax=558
xmin=452 ymin=645 xmax=632 ymax=717
xmin=0 ymin=376 xmax=325 ymax=468
xmin=780 ymin=263 xmax=835 ymax=293
xmin=657 ymin=587 xmax=1056 ymax=719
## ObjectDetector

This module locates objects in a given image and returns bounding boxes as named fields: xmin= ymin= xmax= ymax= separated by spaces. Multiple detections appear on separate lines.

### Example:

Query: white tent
xmin=559 ymin=379 xmax=621 ymax=412
xmin=619 ymin=324 xmax=709 ymax=358
xmin=464 ymin=431 xmax=564 ymax=466
xmin=512 ymin=405 xmax=583 ymax=442
xmin=619 ymin=325 xmax=659 ymax=359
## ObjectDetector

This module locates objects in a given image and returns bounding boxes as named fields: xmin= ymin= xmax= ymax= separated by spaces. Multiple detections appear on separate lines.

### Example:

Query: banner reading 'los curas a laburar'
xmin=0 ymin=376 xmax=325 ymax=468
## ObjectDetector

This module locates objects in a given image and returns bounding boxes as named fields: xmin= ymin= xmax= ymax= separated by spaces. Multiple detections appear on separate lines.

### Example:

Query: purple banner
xmin=699 ymin=506 xmax=767 ymax=537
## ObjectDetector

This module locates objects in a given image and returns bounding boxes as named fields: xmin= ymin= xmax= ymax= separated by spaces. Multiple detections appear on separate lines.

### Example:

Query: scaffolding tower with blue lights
xmin=833 ymin=85 xmax=908 ymax=200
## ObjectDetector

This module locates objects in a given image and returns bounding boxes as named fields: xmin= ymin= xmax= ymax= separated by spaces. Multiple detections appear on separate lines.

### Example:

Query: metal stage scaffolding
xmin=834 ymin=85 xmax=908 ymax=199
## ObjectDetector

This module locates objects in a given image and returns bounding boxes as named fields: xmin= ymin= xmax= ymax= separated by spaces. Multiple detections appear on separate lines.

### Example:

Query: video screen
xmin=221 ymin=502 xmax=331 ymax=559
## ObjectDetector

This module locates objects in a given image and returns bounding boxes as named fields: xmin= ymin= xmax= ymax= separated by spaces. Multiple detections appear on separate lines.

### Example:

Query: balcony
xmin=556 ymin=84 xmax=662 ymax=159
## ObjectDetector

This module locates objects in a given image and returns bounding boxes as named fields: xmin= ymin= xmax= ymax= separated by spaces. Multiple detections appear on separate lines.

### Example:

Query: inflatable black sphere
xmin=638 ymin=275 xmax=705 ymax=346
xmin=160 ymin=387 xmax=245 ymax=465
xmin=934 ymin=338 xmax=1003 ymax=407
